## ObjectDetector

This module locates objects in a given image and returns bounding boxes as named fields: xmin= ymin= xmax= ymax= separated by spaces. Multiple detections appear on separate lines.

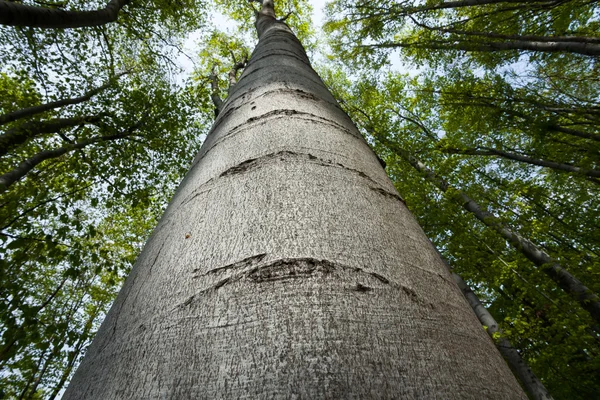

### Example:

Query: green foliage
xmin=0 ymin=0 xmax=209 ymax=396
xmin=213 ymin=0 xmax=317 ymax=49
xmin=192 ymin=29 xmax=252 ymax=105
xmin=320 ymin=64 xmax=600 ymax=398
xmin=323 ymin=2 xmax=600 ymax=397
xmin=0 ymin=74 xmax=41 ymax=113
xmin=324 ymin=0 xmax=600 ymax=69
xmin=3 ymin=0 xmax=599 ymax=398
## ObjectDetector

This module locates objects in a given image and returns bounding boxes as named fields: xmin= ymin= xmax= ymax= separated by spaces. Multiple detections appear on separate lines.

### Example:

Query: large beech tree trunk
xmin=64 ymin=2 xmax=526 ymax=398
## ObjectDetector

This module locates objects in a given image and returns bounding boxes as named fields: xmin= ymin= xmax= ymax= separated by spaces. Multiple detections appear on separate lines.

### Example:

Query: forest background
xmin=0 ymin=0 xmax=598 ymax=398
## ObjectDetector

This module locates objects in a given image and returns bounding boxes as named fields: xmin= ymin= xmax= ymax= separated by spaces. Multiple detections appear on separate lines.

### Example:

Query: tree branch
xmin=0 ymin=73 xmax=125 ymax=126
xmin=0 ymin=115 xmax=108 ymax=158
xmin=209 ymin=66 xmax=223 ymax=117
xmin=228 ymin=51 xmax=248 ymax=94
xmin=0 ymin=0 xmax=130 ymax=29
xmin=0 ymin=127 xmax=137 ymax=193
xmin=444 ymin=146 xmax=600 ymax=179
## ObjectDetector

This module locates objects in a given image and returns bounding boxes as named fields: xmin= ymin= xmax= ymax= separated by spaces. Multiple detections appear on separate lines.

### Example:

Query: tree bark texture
xmin=64 ymin=8 xmax=526 ymax=399
xmin=452 ymin=273 xmax=553 ymax=400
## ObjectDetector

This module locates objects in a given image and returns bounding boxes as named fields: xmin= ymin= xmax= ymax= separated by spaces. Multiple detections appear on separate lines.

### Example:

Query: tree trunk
xmin=17 ymin=347 xmax=48 ymax=400
xmin=414 ymin=21 xmax=600 ymax=47
xmin=208 ymin=67 xmax=223 ymax=117
xmin=377 ymin=39 xmax=600 ymax=56
xmin=63 ymin=2 xmax=526 ymax=398
xmin=419 ymin=0 xmax=568 ymax=12
xmin=47 ymin=310 xmax=98 ymax=400
xmin=0 ymin=0 xmax=129 ymax=29
xmin=452 ymin=273 xmax=553 ymax=400
xmin=550 ymin=124 xmax=600 ymax=142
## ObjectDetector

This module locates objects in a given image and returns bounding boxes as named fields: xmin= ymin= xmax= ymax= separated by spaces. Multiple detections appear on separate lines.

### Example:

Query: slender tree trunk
xmin=22 ymin=347 xmax=56 ymax=400
xmin=452 ymin=273 xmax=554 ymax=400
xmin=17 ymin=347 xmax=48 ymax=400
xmin=459 ymin=32 xmax=600 ymax=44
xmin=64 ymin=2 xmax=526 ymax=398
xmin=550 ymin=124 xmax=600 ymax=142
xmin=440 ymin=98 xmax=600 ymax=142
xmin=227 ymin=52 xmax=247 ymax=94
xmin=414 ymin=21 xmax=600 ymax=46
xmin=0 ymin=0 xmax=129 ymax=29
xmin=376 ymin=136 xmax=600 ymax=324
xmin=208 ymin=67 xmax=223 ymax=117
xmin=415 ymin=0 xmax=567 ymax=12
xmin=47 ymin=310 xmax=98 ymax=400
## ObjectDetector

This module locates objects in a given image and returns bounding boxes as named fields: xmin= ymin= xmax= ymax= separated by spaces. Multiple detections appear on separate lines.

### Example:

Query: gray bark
xmin=227 ymin=52 xmax=248 ymax=94
xmin=376 ymin=136 xmax=600 ymax=324
xmin=452 ymin=273 xmax=553 ymax=400
xmin=209 ymin=67 xmax=223 ymax=117
xmin=64 ymin=2 xmax=526 ymax=398
xmin=0 ymin=0 xmax=129 ymax=29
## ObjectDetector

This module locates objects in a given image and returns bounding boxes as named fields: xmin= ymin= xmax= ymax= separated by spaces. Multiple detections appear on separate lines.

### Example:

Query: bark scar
xmin=199 ymin=253 xmax=268 ymax=277
xmin=195 ymin=108 xmax=360 ymax=164
xmin=369 ymin=186 xmax=405 ymax=204
xmin=353 ymin=283 xmax=372 ymax=292
xmin=179 ymin=257 xmax=394 ymax=305
xmin=214 ymin=150 xmax=401 ymax=205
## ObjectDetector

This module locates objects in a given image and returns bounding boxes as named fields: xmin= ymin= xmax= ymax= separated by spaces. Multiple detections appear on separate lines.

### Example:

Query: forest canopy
xmin=0 ymin=0 xmax=599 ymax=398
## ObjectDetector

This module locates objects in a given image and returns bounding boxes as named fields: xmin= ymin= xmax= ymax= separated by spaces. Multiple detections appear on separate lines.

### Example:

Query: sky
xmin=172 ymin=0 xmax=418 ymax=91
xmin=176 ymin=0 xmax=328 ymax=82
